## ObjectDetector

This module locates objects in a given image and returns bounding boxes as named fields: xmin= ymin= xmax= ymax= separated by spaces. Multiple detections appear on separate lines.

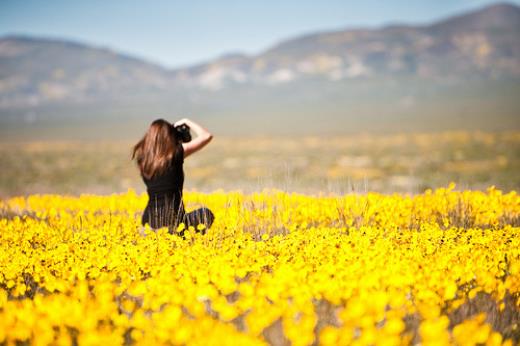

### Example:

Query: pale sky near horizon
xmin=1 ymin=0 xmax=518 ymax=69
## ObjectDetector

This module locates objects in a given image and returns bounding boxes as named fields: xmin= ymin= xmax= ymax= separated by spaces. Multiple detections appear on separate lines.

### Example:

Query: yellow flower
xmin=0 ymin=187 xmax=517 ymax=345
xmin=176 ymin=222 xmax=186 ymax=233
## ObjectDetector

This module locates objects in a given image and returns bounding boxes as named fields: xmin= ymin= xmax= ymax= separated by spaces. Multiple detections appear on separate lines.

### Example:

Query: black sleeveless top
xmin=141 ymin=144 xmax=185 ymax=228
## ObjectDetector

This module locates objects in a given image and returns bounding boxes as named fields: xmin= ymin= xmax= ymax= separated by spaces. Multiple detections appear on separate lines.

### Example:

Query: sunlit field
xmin=0 ymin=131 xmax=519 ymax=198
xmin=1 ymin=185 xmax=519 ymax=345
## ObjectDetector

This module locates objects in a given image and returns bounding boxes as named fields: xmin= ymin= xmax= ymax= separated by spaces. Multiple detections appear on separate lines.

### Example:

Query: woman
xmin=132 ymin=118 xmax=214 ymax=236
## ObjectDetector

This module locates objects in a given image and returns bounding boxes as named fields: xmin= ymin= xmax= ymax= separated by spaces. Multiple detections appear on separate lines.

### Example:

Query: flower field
xmin=0 ymin=184 xmax=519 ymax=345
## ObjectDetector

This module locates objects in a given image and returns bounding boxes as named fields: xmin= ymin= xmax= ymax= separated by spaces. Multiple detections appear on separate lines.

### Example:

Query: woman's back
xmin=141 ymin=144 xmax=185 ymax=229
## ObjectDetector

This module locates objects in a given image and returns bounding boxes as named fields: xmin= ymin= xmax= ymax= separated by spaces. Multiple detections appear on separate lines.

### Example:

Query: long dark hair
xmin=132 ymin=119 xmax=180 ymax=179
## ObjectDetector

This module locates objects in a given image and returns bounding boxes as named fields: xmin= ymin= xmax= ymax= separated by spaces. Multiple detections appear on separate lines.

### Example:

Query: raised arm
xmin=174 ymin=118 xmax=213 ymax=159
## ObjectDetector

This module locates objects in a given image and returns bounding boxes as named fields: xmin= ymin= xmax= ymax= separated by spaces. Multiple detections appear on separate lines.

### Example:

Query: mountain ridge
xmin=0 ymin=2 xmax=519 ymax=137
xmin=1 ymin=2 xmax=519 ymax=103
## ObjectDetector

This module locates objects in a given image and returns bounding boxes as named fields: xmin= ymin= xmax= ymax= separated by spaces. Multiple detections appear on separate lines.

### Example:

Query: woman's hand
xmin=173 ymin=118 xmax=213 ymax=159
xmin=174 ymin=118 xmax=190 ymax=128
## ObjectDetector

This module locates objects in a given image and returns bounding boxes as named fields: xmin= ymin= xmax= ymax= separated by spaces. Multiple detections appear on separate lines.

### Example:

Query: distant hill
xmin=173 ymin=2 xmax=520 ymax=89
xmin=0 ymin=36 xmax=174 ymax=108
xmin=0 ymin=2 xmax=519 ymax=138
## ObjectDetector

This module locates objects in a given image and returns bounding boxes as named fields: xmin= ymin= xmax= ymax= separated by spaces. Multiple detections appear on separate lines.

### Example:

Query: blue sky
xmin=1 ymin=0 xmax=518 ymax=69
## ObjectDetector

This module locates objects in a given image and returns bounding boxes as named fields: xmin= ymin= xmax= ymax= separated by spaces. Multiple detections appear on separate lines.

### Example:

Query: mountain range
xmin=0 ymin=2 xmax=519 ymax=138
